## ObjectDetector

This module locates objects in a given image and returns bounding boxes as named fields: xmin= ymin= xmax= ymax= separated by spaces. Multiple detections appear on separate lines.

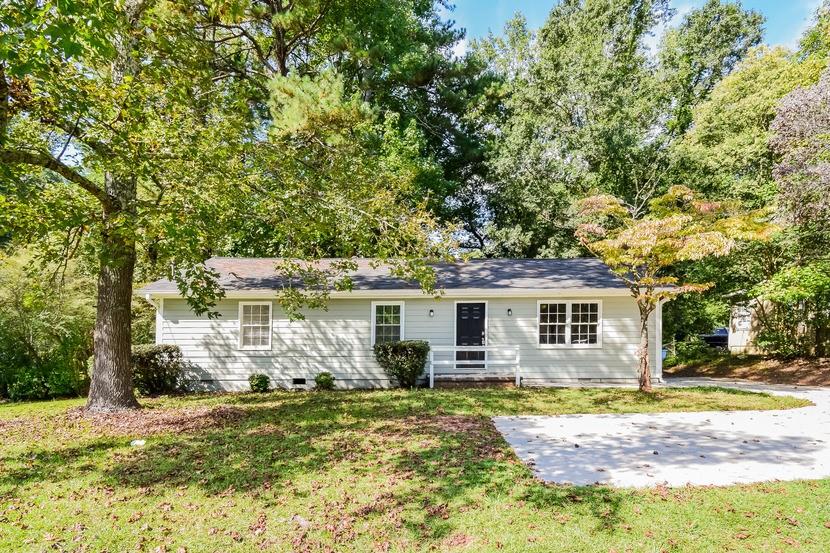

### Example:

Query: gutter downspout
xmin=142 ymin=294 xmax=164 ymax=345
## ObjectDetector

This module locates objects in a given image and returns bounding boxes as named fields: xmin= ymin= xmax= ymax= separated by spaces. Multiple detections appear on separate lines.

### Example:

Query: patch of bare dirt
xmin=64 ymin=405 xmax=247 ymax=436
xmin=665 ymin=356 xmax=830 ymax=386
xmin=376 ymin=415 xmax=490 ymax=436
xmin=374 ymin=415 xmax=509 ymax=460
xmin=1 ymin=404 xmax=249 ymax=442
xmin=0 ymin=417 xmax=30 ymax=434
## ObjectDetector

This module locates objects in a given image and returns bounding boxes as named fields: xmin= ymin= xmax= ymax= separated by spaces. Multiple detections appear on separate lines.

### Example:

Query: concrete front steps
xmin=432 ymin=374 xmax=517 ymax=389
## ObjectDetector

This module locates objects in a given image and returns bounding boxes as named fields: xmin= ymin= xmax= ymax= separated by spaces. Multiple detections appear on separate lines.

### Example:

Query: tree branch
xmin=56 ymin=117 xmax=81 ymax=161
xmin=0 ymin=64 xmax=8 ymax=146
xmin=0 ymin=148 xmax=114 ymax=209
xmin=47 ymin=115 xmax=117 ymax=159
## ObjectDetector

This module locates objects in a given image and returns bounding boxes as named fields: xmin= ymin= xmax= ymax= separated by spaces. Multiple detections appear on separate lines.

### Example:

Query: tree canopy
xmin=2 ymin=0 xmax=829 ymax=405
xmin=475 ymin=0 xmax=763 ymax=257
xmin=0 ymin=0 xmax=457 ymax=409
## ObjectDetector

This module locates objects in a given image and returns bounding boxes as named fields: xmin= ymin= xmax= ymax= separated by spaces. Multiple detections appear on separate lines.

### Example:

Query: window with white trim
xmin=538 ymin=301 xmax=601 ymax=347
xmin=239 ymin=302 xmax=271 ymax=349
xmin=539 ymin=303 xmax=567 ymax=345
xmin=570 ymin=302 xmax=599 ymax=344
xmin=372 ymin=302 xmax=403 ymax=345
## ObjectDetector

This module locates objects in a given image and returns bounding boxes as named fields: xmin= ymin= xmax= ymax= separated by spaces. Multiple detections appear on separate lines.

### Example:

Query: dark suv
xmin=699 ymin=327 xmax=728 ymax=348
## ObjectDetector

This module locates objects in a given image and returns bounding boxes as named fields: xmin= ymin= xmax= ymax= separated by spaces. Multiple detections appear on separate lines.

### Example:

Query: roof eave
xmin=136 ymin=287 xmax=634 ymax=299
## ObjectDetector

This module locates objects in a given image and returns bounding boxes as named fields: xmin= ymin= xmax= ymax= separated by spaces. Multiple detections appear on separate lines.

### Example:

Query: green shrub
xmin=2 ymin=358 xmax=89 ymax=402
xmin=131 ymin=344 xmax=184 ymax=396
xmin=6 ymin=369 xmax=49 ymax=401
xmin=373 ymin=340 xmax=430 ymax=388
xmin=0 ymin=251 xmax=94 ymax=401
xmin=752 ymin=261 xmax=830 ymax=358
xmin=249 ymin=373 xmax=270 ymax=393
xmin=314 ymin=371 xmax=335 ymax=390
xmin=0 ymin=252 xmax=95 ymax=401
xmin=664 ymin=336 xmax=722 ymax=368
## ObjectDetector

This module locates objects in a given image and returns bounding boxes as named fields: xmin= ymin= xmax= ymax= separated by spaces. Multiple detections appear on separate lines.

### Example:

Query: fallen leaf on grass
xmin=425 ymin=503 xmax=449 ymax=520
xmin=443 ymin=533 xmax=473 ymax=548
xmin=224 ymin=530 xmax=242 ymax=542
xmin=64 ymin=405 xmax=247 ymax=436
xmin=249 ymin=513 xmax=267 ymax=536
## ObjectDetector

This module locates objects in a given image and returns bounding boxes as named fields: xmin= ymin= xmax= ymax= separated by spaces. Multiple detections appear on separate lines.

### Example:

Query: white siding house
xmin=140 ymin=258 xmax=663 ymax=390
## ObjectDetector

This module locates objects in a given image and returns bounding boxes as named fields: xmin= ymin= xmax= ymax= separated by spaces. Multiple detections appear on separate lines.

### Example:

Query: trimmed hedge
xmin=373 ymin=340 xmax=430 ymax=389
xmin=315 ymin=371 xmax=335 ymax=390
xmin=249 ymin=373 xmax=270 ymax=393
xmin=131 ymin=344 xmax=184 ymax=396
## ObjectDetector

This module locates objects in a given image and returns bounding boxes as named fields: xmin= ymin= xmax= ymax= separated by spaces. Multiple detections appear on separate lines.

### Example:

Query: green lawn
xmin=1 ymin=387 xmax=827 ymax=552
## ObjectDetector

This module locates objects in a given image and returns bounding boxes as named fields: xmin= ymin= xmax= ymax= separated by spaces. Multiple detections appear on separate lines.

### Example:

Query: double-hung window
xmin=538 ymin=301 xmax=601 ymax=347
xmin=539 ymin=303 xmax=567 ymax=345
xmin=372 ymin=302 xmax=404 ymax=345
xmin=239 ymin=302 xmax=272 ymax=350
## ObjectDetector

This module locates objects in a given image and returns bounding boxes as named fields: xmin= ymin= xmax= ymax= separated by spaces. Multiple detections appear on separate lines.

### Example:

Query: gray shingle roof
xmin=138 ymin=257 xmax=627 ymax=295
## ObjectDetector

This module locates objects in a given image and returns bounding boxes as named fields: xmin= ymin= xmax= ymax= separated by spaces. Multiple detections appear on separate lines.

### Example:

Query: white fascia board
xmin=138 ymin=287 xmax=635 ymax=300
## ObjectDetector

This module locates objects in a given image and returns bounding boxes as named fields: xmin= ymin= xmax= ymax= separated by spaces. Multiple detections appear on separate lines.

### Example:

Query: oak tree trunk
xmin=86 ymin=3 xmax=145 ymax=411
xmin=86 ymin=202 xmax=140 ymax=411
xmin=637 ymin=307 xmax=653 ymax=392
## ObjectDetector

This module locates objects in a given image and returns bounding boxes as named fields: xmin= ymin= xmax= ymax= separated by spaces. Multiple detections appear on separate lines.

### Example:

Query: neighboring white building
xmin=138 ymin=257 xmax=663 ymax=390
xmin=728 ymin=301 xmax=767 ymax=355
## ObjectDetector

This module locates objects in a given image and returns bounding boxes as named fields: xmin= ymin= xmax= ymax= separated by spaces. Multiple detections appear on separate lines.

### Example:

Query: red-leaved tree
xmin=576 ymin=186 xmax=773 ymax=391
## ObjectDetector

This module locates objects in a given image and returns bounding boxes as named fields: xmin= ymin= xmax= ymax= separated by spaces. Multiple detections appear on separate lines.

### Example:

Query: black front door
xmin=456 ymin=302 xmax=486 ymax=369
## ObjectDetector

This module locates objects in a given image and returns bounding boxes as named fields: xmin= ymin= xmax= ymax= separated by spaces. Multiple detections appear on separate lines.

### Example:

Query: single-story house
xmin=138 ymin=257 xmax=664 ymax=389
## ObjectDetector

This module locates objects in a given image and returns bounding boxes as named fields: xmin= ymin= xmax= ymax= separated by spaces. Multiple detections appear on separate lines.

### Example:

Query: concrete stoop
xmin=432 ymin=374 xmax=516 ymax=389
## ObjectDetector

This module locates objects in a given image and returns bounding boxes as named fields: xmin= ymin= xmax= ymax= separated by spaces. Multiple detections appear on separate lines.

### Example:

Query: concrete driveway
xmin=493 ymin=378 xmax=830 ymax=487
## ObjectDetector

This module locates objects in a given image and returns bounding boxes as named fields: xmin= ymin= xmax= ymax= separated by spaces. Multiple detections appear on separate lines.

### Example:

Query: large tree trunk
xmin=86 ymin=3 xmax=144 ymax=411
xmin=86 ymin=208 xmax=140 ymax=411
xmin=637 ymin=306 xmax=653 ymax=392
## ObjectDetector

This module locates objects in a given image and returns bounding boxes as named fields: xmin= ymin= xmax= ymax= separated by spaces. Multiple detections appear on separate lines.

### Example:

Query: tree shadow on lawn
xmin=0 ymin=439 xmax=123 ymax=490
xmin=91 ymin=399 xmax=629 ymax=541
xmin=0 ymin=385 xmax=798 ymax=496
xmin=0 ymin=387 xmax=805 ymax=548
xmin=0 ymin=385 xmax=796 ymax=496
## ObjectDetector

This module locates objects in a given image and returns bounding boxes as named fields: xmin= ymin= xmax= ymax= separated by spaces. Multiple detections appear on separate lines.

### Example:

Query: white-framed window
xmin=537 ymin=300 xmax=602 ymax=348
xmin=539 ymin=302 xmax=567 ymax=345
xmin=371 ymin=301 xmax=404 ymax=345
xmin=239 ymin=301 xmax=272 ymax=350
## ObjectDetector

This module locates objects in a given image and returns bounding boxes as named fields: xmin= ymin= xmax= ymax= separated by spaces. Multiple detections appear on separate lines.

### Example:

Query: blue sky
xmin=447 ymin=0 xmax=824 ymax=52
